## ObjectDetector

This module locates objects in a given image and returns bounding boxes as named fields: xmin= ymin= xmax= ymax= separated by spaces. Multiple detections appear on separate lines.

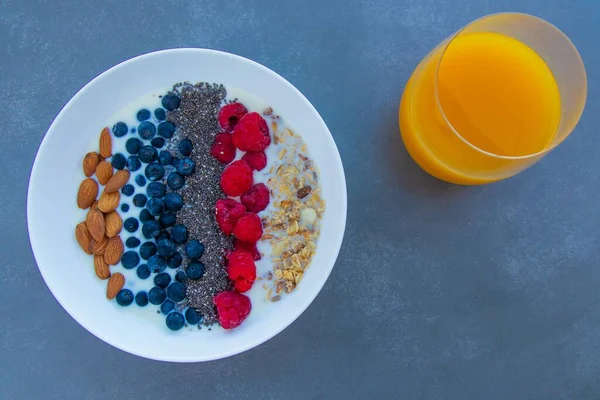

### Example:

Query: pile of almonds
xmin=75 ymin=127 xmax=130 ymax=300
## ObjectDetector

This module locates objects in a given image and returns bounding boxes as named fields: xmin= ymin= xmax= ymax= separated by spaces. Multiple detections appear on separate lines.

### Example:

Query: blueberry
xmin=158 ymin=150 xmax=173 ymax=166
xmin=138 ymin=121 xmax=156 ymax=140
xmin=157 ymin=121 xmax=176 ymax=138
xmin=121 ymin=203 xmax=130 ymax=212
xmin=121 ymin=184 xmax=134 ymax=196
xmin=165 ymin=312 xmax=185 ymax=330
xmin=185 ymin=307 xmax=202 ymax=325
xmin=136 ymin=264 xmax=151 ymax=279
xmin=111 ymin=153 xmax=126 ymax=170
xmin=133 ymin=193 xmax=147 ymax=207
xmin=146 ymin=198 xmax=165 ymax=216
xmin=141 ymin=219 xmax=161 ymax=238
xmin=178 ymin=139 xmax=193 ymax=156
xmin=164 ymin=193 xmax=183 ymax=212
xmin=116 ymin=289 xmax=134 ymax=306
xmin=161 ymin=300 xmax=175 ymax=315
xmin=154 ymin=272 xmax=171 ymax=288
xmin=176 ymin=157 xmax=195 ymax=176
xmin=167 ymin=282 xmax=186 ymax=302
xmin=156 ymin=231 xmax=170 ymax=241
xmin=168 ymin=252 xmax=183 ymax=269
xmin=175 ymin=270 xmax=187 ymax=282
xmin=126 ymin=138 xmax=143 ymax=154
xmin=135 ymin=174 xmax=146 ymax=187
xmin=186 ymin=261 xmax=205 ymax=280
xmin=112 ymin=122 xmax=128 ymax=137
xmin=148 ymin=255 xmax=167 ymax=273
xmin=186 ymin=240 xmax=205 ymax=259
xmin=126 ymin=156 xmax=141 ymax=172
xmin=148 ymin=286 xmax=166 ymax=305
xmin=161 ymin=94 xmax=181 ymax=111
xmin=166 ymin=172 xmax=185 ymax=190
xmin=154 ymin=108 xmax=166 ymax=121
xmin=159 ymin=212 xmax=176 ymax=228
xmin=135 ymin=291 xmax=149 ymax=306
xmin=121 ymin=251 xmax=140 ymax=269
xmin=151 ymin=137 xmax=165 ymax=148
xmin=139 ymin=208 xmax=153 ymax=223
xmin=136 ymin=109 xmax=151 ymax=121
xmin=125 ymin=237 xmax=140 ymax=248
xmin=139 ymin=241 xmax=157 ymax=260
xmin=145 ymin=162 xmax=165 ymax=181
xmin=124 ymin=217 xmax=139 ymax=233
xmin=138 ymin=145 xmax=158 ymax=163
xmin=157 ymin=239 xmax=176 ymax=257
xmin=170 ymin=224 xmax=188 ymax=244
xmin=146 ymin=182 xmax=166 ymax=198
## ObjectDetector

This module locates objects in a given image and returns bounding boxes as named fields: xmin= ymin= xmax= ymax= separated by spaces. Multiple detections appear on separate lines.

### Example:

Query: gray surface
xmin=2 ymin=0 xmax=599 ymax=398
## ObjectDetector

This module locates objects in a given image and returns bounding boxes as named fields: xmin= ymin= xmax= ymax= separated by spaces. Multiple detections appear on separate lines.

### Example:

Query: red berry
xmin=242 ymin=151 xmax=267 ymax=171
xmin=220 ymin=160 xmax=254 ymax=197
xmin=215 ymin=198 xmax=246 ymax=236
xmin=218 ymin=103 xmax=248 ymax=132
xmin=227 ymin=250 xmax=257 ymax=293
xmin=214 ymin=291 xmax=252 ymax=330
xmin=233 ymin=213 xmax=263 ymax=243
xmin=240 ymin=183 xmax=270 ymax=213
xmin=232 ymin=112 xmax=271 ymax=152
xmin=234 ymin=239 xmax=261 ymax=261
xmin=210 ymin=133 xmax=236 ymax=164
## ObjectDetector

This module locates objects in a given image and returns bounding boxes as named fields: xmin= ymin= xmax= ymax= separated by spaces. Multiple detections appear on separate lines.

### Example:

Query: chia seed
xmin=167 ymin=82 xmax=233 ymax=325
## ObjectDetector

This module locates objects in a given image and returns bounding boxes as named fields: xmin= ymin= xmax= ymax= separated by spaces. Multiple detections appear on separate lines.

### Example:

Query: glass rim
xmin=433 ymin=12 xmax=588 ymax=161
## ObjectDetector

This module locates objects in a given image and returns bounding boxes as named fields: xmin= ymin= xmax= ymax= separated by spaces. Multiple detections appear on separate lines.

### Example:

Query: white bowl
xmin=27 ymin=49 xmax=347 ymax=362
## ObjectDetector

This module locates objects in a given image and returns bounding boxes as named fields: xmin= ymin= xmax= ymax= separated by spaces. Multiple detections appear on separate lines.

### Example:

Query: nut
xmin=299 ymin=208 xmax=317 ymax=227
xmin=75 ymin=222 xmax=92 ymax=255
xmin=77 ymin=178 xmax=98 ymax=209
xmin=104 ymin=211 xmax=122 ymax=237
xmin=94 ymin=255 xmax=110 ymax=280
xmin=95 ymin=161 xmax=113 ymax=185
xmin=98 ymin=191 xmax=120 ymax=213
xmin=106 ymin=272 xmax=125 ymax=299
xmin=90 ymin=236 xmax=109 ymax=255
xmin=104 ymin=170 xmax=130 ymax=193
xmin=104 ymin=236 xmax=124 ymax=265
xmin=82 ymin=152 xmax=99 ymax=177
xmin=91 ymin=201 xmax=99 ymax=210
xmin=85 ymin=209 xmax=105 ymax=241
xmin=297 ymin=185 xmax=312 ymax=199
xmin=99 ymin=127 xmax=112 ymax=158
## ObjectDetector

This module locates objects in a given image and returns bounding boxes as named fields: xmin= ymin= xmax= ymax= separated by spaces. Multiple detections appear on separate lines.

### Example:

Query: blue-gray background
xmin=2 ymin=0 xmax=599 ymax=398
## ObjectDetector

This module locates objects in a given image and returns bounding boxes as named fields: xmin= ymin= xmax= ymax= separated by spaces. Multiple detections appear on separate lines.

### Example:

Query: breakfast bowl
xmin=27 ymin=48 xmax=347 ymax=362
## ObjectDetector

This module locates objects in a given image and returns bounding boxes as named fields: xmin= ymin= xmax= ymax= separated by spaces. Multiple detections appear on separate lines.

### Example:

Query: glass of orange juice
xmin=399 ymin=13 xmax=587 ymax=185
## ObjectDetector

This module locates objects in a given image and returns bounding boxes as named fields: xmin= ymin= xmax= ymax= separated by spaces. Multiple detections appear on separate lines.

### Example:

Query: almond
xmin=106 ymin=272 xmax=125 ymax=299
xmin=95 ymin=161 xmax=113 ymax=185
xmin=90 ymin=236 xmax=109 ymax=255
xmin=85 ymin=209 xmax=105 ymax=241
xmin=94 ymin=255 xmax=110 ymax=280
xmin=75 ymin=222 xmax=92 ymax=255
xmin=104 ymin=236 xmax=124 ymax=265
xmin=104 ymin=170 xmax=130 ymax=193
xmin=77 ymin=178 xmax=98 ymax=209
xmin=91 ymin=200 xmax=99 ymax=210
xmin=98 ymin=191 xmax=120 ymax=213
xmin=99 ymin=127 xmax=112 ymax=158
xmin=104 ymin=211 xmax=122 ymax=237
xmin=83 ymin=152 xmax=99 ymax=177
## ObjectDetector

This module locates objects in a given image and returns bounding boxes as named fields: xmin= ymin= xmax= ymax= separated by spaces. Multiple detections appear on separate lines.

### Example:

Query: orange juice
xmin=400 ymin=31 xmax=561 ymax=184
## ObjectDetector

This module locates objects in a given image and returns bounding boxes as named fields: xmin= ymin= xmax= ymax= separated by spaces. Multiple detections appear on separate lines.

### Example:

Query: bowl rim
xmin=26 ymin=48 xmax=347 ymax=362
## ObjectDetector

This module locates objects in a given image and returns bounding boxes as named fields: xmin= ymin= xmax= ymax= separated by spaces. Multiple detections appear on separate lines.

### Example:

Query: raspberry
xmin=234 ymin=239 xmax=261 ymax=261
xmin=214 ymin=291 xmax=252 ymax=330
xmin=210 ymin=132 xmax=236 ymax=164
xmin=233 ymin=213 xmax=263 ymax=243
xmin=227 ymin=250 xmax=257 ymax=292
xmin=240 ymin=183 xmax=270 ymax=213
xmin=242 ymin=151 xmax=267 ymax=171
xmin=232 ymin=112 xmax=271 ymax=152
xmin=218 ymin=103 xmax=248 ymax=132
xmin=215 ymin=199 xmax=246 ymax=236
xmin=220 ymin=160 xmax=254 ymax=197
